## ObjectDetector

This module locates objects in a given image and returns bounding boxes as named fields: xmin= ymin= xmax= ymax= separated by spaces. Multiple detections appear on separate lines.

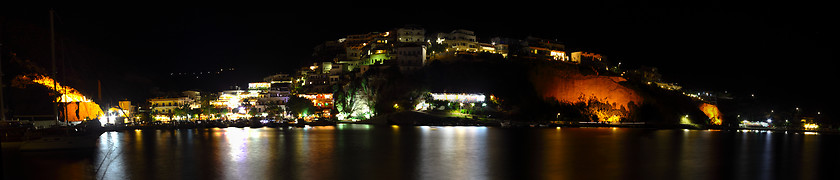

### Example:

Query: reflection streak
xmin=418 ymin=126 xmax=489 ymax=179
xmin=5 ymin=125 xmax=835 ymax=179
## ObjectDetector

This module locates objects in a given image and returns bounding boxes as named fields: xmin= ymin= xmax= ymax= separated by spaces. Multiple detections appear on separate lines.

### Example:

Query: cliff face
xmin=65 ymin=102 xmax=105 ymax=122
xmin=422 ymin=59 xmax=717 ymax=124
xmin=700 ymin=103 xmax=722 ymax=125
xmin=530 ymin=65 xmax=643 ymax=111
xmin=529 ymin=65 xmax=722 ymax=124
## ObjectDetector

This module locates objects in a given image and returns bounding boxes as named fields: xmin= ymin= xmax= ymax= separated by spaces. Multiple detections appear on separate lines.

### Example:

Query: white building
xmin=396 ymin=26 xmax=425 ymax=43
xmin=433 ymin=29 xmax=478 ymax=52
xmin=149 ymin=96 xmax=197 ymax=121
xmin=395 ymin=45 xmax=427 ymax=72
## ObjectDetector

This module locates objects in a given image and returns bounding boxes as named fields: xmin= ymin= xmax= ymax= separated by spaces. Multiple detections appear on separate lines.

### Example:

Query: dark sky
xmin=2 ymin=4 xmax=836 ymax=115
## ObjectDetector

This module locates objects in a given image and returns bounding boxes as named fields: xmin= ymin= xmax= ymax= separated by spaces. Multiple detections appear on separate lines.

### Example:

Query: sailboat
xmin=18 ymin=120 xmax=103 ymax=151
xmin=15 ymin=9 xmax=104 ymax=151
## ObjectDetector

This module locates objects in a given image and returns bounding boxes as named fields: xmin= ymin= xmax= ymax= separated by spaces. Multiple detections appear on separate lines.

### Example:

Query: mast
xmin=50 ymin=9 xmax=60 ymax=124
xmin=60 ymin=12 xmax=68 ymax=123
xmin=0 ymin=23 xmax=5 ymax=121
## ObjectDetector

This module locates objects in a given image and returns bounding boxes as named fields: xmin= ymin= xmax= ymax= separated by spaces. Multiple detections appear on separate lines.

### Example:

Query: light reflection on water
xmin=417 ymin=126 xmax=488 ymax=179
xmin=2 ymin=125 xmax=839 ymax=179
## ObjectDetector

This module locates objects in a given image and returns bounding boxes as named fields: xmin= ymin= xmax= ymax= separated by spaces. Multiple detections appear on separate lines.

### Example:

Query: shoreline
xmin=95 ymin=123 xmax=839 ymax=135
xmin=361 ymin=111 xmax=840 ymax=134
xmin=351 ymin=121 xmax=838 ymax=133
xmin=341 ymin=111 xmax=840 ymax=134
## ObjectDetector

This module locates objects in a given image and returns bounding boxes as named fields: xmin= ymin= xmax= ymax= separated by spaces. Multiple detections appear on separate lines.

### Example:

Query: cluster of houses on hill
xmin=139 ymin=25 xmax=611 ymax=122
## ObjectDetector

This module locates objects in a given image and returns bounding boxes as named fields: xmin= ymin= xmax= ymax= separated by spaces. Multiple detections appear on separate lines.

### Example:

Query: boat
xmin=14 ymin=10 xmax=104 ymax=151
xmin=249 ymin=119 xmax=264 ymax=128
xmin=265 ymin=120 xmax=280 ymax=128
xmin=19 ymin=132 xmax=101 ymax=151
xmin=233 ymin=120 xmax=248 ymax=128
xmin=1 ymin=121 xmax=34 ymax=149
xmin=500 ymin=121 xmax=511 ymax=128
xmin=292 ymin=119 xmax=307 ymax=128
xmin=216 ymin=120 xmax=230 ymax=128
xmin=18 ymin=120 xmax=103 ymax=151
xmin=270 ymin=120 xmax=290 ymax=128
xmin=309 ymin=119 xmax=337 ymax=126
xmin=2 ymin=120 xmax=102 ymax=151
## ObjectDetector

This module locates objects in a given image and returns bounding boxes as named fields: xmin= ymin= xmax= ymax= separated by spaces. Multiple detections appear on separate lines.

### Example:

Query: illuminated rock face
xmin=64 ymin=102 xmax=105 ymax=121
xmin=700 ymin=103 xmax=722 ymax=125
xmin=16 ymin=74 xmax=104 ymax=122
xmin=533 ymin=69 xmax=643 ymax=110
xmin=531 ymin=66 xmax=644 ymax=122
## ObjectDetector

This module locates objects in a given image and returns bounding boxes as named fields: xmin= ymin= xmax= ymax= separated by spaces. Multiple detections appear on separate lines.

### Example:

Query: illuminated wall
xmin=299 ymin=94 xmax=334 ymax=108
xmin=571 ymin=51 xmax=603 ymax=63
xmin=64 ymin=102 xmax=104 ymax=121
xmin=533 ymin=73 xmax=642 ymax=110
xmin=430 ymin=93 xmax=485 ymax=103
xmin=435 ymin=29 xmax=478 ymax=52
xmin=549 ymin=50 xmax=567 ymax=61
xmin=248 ymin=82 xmax=271 ymax=90
xmin=699 ymin=103 xmax=722 ymax=125
xmin=298 ymin=93 xmax=334 ymax=118
xmin=212 ymin=90 xmax=259 ymax=109
xmin=150 ymin=97 xmax=195 ymax=114
xmin=530 ymin=67 xmax=643 ymax=122
xmin=16 ymin=74 xmax=105 ymax=122
xmin=396 ymin=27 xmax=425 ymax=43
xmin=367 ymin=53 xmax=391 ymax=65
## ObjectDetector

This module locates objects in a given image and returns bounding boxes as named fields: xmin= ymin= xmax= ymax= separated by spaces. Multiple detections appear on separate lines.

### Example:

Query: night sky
xmin=1 ymin=4 xmax=836 ymax=116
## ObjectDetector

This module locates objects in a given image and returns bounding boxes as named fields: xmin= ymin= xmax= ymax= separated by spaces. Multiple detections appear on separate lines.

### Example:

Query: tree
xmin=172 ymin=104 xmax=190 ymax=120
xmin=199 ymin=93 xmax=220 ymax=120
xmin=354 ymin=70 xmax=383 ymax=117
xmin=286 ymin=96 xmax=316 ymax=118
xmin=200 ymin=106 xmax=220 ymax=120
xmin=144 ymin=110 xmax=157 ymax=122
xmin=334 ymin=81 xmax=359 ymax=120
xmin=188 ymin=107 xmax=202 ymax=120
xmin=247 ymin=105 xmax=259 ymax=119
xmin=219 ymin=108 xmax=231 ymax=120
xmin=360 ymin=65 xmax=426 ymax=116
xmin=264 ymin=103 xmax=283 ymax=119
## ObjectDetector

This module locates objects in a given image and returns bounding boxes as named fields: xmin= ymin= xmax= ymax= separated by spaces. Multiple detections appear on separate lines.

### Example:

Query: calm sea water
xmin=3 ymin=124 xmax=839 ymax=179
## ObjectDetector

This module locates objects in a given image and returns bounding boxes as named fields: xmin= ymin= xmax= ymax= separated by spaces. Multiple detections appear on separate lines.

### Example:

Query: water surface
xmin=3 ymin=125 xmax=838 ymax=179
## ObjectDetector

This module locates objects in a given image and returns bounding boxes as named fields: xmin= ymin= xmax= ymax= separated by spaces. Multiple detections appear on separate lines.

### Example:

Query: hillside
xmin=347 ymin=55 xmax=720 ymax=126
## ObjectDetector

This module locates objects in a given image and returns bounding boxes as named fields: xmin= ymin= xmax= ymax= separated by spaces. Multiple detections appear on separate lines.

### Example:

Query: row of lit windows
xmin=152 ymin=102 xmax=184 ymax=107
xmin=450 ymin=43 xmax=477 ymax=48
xmin=401 ymin=31 xmax=423 ymax=35
xmin=397 ymin=50 xmax=422 ymax=55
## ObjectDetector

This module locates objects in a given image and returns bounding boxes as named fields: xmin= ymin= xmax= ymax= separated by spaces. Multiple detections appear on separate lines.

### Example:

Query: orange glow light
xmin=17 ymin=74 xmax=104 ymax=121
xmin=700 ymin=103 xmax=722 ymax=125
